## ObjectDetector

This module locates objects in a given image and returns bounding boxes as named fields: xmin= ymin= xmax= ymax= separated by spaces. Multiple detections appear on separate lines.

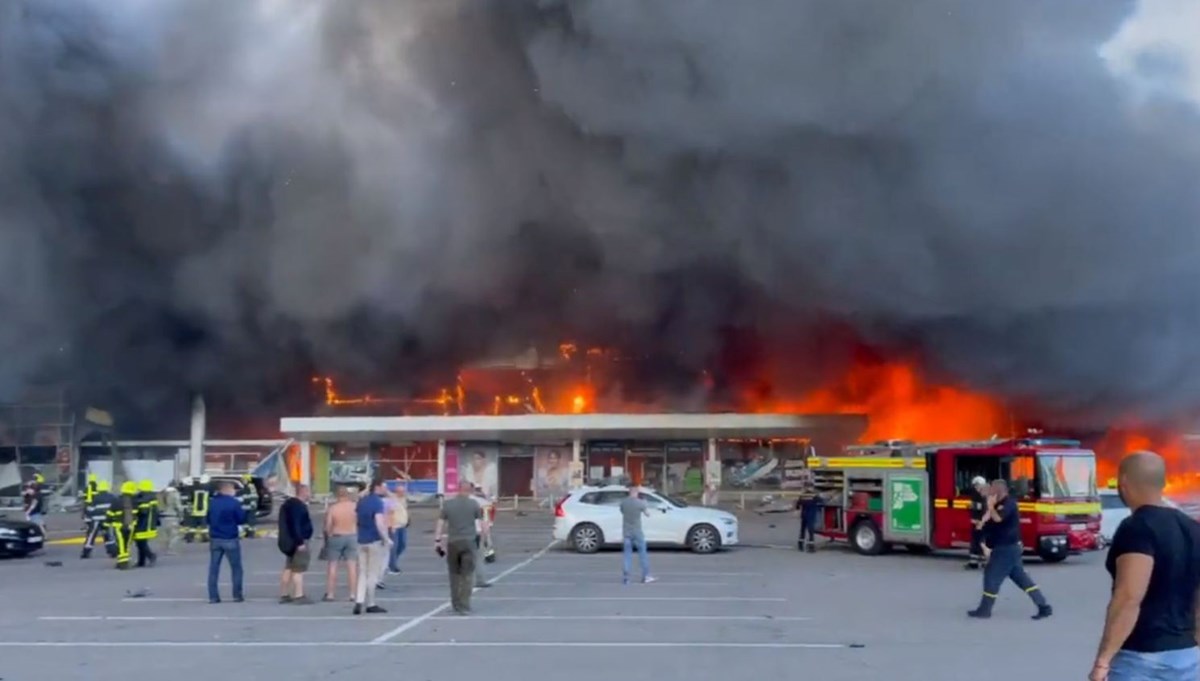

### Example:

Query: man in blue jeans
xmin=206 ymin=481 xmax=247 ymax=604
xmin=1091 ymin=452 xmax=1200 ymax=681
xmin=619 ymin=487 xmax=656 ymax=585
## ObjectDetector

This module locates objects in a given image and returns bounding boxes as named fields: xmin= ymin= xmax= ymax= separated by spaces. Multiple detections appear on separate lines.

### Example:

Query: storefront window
xmin=719 ymin=440 xmax=807 ymax=492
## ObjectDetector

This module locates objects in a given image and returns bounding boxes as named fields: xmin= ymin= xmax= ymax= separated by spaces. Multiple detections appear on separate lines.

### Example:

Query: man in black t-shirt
xmin=967 ymin=479 xmax=1052 ymax=620
xmin=1091 ymin=451 xmax=1200 ymax=681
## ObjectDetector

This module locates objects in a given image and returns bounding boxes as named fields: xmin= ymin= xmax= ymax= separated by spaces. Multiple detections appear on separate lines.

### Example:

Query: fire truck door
xmin=882 ymin=471 xmax=931 ymax=545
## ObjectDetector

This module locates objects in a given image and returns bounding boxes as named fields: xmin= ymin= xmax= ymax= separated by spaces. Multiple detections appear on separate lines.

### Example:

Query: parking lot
xmin=0 ymin=509 xmax=1107 ymax=681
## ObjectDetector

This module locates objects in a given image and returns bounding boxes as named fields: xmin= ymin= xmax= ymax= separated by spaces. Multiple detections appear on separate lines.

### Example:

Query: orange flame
xmin=760 ymin=360 xmax=1010 ymax=444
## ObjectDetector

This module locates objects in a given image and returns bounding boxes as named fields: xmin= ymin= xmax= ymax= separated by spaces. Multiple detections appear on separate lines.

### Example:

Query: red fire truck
xmin=808 ymin=437 xmax=1101 ymax=562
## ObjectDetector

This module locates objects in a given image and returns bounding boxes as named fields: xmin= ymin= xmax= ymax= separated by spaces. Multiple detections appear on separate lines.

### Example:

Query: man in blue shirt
xmin=353 ymin=480 xmax=392 ymax=615
xmin=206 ymin=481 xmax=247 ymax=604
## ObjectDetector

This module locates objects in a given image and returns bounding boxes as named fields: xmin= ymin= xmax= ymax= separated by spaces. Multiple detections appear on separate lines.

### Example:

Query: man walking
xmin=794 ymin=467 xmax=821 ymax=553
xmin=965 ymin=476 xmax=988 ymax=569
xmin=620 ymin=487 xmax=655 ymax=585
xmin=206 ymin=481 xmax=247 ymax=604
xmin=133 ymin=479 xmax=159 ymax=568
xmin=81 ymin=480 xmax=114 ymax=559
xmin=967 ymin=479 xmax=1052 ymax=620
xmin=1090 ymin=451 xmax=1200 ymax=681
xmin=353 ymin=480 xmax=391 ymax=615
xmin=436 ymin=483 xmax=485 ymax=615
xmin=278 ymin=484 xmax=314 ymax=604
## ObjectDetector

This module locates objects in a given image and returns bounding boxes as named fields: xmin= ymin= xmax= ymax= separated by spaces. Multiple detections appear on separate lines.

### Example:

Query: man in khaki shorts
xmin=323 ymin=486 xmax=359 ymax=601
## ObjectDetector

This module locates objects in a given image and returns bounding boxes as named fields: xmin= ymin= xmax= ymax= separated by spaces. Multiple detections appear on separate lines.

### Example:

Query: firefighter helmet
xmin=120 ymin=481 xmax=137 ymax=495
xmin=96 ymin=480 xmax=111 ymax=492
xmin=138 ymin=479 xmax=154 ymax=493
xmin=33 ymin=473 xmax=45 ymax=483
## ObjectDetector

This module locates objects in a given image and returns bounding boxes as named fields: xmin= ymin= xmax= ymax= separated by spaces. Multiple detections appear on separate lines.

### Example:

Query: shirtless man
xmin=323 ymin=486 xmax=359 ymax=601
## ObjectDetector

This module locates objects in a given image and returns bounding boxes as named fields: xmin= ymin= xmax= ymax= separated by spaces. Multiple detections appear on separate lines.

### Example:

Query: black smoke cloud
xmin=1 ymin=0 xmax=1198 ymax=432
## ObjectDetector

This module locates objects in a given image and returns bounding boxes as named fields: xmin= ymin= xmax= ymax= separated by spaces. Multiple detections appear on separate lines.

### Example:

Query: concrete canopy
xmin=279 ymin=413 xmax=868 ymax=444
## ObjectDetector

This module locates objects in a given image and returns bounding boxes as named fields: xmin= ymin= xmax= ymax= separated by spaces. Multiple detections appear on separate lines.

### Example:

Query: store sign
xmin=665 ymin=441 xmax=704 ymax=456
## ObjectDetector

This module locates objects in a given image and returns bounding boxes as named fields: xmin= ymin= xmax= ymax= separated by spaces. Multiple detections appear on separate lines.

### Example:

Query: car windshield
xmin=659 ymin=493 xmax=689 ymax=508
xmin=1037 ymin=454 xmax=1097 ymax=499
xmin=1100 ymin=494 xmax=1124 ymax=510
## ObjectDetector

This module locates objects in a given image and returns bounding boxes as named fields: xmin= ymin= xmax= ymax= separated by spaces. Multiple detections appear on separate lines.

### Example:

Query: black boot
xmin=1032 ymin=604 xmax=1052 ymax=620
xmin=80 ymin=548 xmax=91 ymax=560
xmin=967 ymin=596 xmax=995 ymax=619
xmin=806 ymin=542 xmax=816 ymax=554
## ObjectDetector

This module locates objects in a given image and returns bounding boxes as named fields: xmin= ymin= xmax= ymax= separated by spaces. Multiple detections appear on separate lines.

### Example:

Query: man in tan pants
xmin=435 ymin=485 xmax=490 ymax=615
xmin=353 ymin=480 xmax=392 ymax=615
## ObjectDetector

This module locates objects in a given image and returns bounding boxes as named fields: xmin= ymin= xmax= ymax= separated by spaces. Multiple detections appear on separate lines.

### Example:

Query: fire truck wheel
xmin=850 ymin=519 xmax=885 ymax=556
xmin=687 ymin=524 xmax=721 ymax=554
xmin=1037 ymin=548 xmax=1068 ymax=564
xmin=571 ymin=523 xmax=604 ymax=554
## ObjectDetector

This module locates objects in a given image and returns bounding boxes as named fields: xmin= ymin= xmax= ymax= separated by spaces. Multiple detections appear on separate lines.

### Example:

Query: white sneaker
xmin=642 ymin=576 xmax=657 ymax=584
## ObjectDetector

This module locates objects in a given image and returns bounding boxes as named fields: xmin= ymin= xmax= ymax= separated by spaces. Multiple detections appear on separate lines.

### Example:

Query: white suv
xmin=553 ymin=485 xmax=739 ymax=554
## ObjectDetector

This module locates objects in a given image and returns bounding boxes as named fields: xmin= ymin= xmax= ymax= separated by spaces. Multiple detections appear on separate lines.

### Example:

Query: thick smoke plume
xmin=1 ymin=0 xmax=1199 ymax=431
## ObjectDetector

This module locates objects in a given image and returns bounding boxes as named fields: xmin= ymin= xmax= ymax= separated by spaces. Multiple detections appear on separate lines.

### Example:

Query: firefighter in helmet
xmin=107 ymin=481 xmax=138 ymax=569
xmin=81 ymin=480 xmax=114 ymax=559
xmin=238 ymin=475 xmax=259 ymax=539
xmin=182 ymin=475 xmax=211 ymax=543
xmin=133 ymin=479 xmax=159 ymax=567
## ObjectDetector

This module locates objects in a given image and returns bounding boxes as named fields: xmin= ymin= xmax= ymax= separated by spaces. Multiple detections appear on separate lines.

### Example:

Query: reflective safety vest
xmin=108 ymin=494 xmax=135 ymax=529
xmin=86 ymin=492 xmax=114 ymax=522
xmin=134 ymin=491 xmax=159 ymax=540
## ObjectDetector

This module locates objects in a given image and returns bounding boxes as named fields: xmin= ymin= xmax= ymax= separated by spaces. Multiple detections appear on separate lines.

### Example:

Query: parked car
xmin=0 ymin=516 xmax=45 ymax=557
xmin=553 ymin=485 xmax=738 ymax=554
xmin=1099 ymin=488 xmax=1200 ymax=543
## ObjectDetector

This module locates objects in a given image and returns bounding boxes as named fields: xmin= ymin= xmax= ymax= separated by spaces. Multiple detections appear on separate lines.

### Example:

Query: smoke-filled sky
xmin=1 ymin=0 xmax=1199 ymax=431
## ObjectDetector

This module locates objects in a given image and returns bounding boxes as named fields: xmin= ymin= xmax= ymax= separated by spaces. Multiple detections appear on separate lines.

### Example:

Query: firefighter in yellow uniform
xmin=107 ymin=482 xmax=138 ymax=570
xmin=134 ymin=480 xmax=159 ymax=567
xmin=183 ymin=476 xmax=211 ymax=543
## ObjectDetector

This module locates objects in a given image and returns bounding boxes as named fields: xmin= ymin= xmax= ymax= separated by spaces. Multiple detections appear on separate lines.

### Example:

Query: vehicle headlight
xmin=721 ymin=517 xmax=736 ymax=526
xmin=0 ymin=528 xmax=19 ymax=539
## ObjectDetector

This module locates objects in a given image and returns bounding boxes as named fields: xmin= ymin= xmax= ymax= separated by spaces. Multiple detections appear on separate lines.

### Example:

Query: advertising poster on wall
xmin=444 ymin=446 xmax=459 ymax=495
xmin=533 ymin=445 xmax=570 ymax=500
xmin=456 ymin=444 xmax=499 ymax=499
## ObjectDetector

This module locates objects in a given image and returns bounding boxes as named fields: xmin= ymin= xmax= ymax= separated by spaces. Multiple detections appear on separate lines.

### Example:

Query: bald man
xmin=967 ymin=479 xmax=1052 ymax=620
xmin=1090 ymin=451 xmax=1200 ymax=681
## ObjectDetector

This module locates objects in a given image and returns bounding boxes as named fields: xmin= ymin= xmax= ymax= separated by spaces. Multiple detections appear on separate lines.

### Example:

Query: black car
xmin=209 ymin=475 xmax=273 ymax=518
xmin=0 ymin=517 xmax=45 ymax=557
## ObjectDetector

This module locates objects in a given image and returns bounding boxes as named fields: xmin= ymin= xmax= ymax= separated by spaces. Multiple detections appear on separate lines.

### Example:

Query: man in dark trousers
xmin=81 ymin=480 xmax=114 ymax=559
xmin=435 ymin=484 xmax=486 ymax=616
xmin=278 ymin=484 xmax=314 ymax=604
xmin=206 ymin=481 xmax=247 ymax=604
xmin=965 ymin=476 xmax=988 ymax=569
xmin=968 ymin=479 xmax=1052 ymax=620
xmin=794 ymin=467 xmax=821 ymax=553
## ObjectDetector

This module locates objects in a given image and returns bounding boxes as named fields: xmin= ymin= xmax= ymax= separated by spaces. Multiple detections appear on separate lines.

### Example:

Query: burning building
xmin=1 ymin=1 xmax=1200 ymax=496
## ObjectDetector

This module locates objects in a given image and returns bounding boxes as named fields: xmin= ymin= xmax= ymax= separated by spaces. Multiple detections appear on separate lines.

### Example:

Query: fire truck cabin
xmin=807 ymin=437 xmax=1101 ymax=562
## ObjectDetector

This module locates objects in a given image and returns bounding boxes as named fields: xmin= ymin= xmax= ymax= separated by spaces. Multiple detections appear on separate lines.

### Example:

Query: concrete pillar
xmin=188 ymin=394 xmax=206 ymax=477
xmin=436 ymin=439 xmax=447 ymax=495
xmin=299 ymin=440 xmax=312 ymax=487
xmin=705 ymin=438 xmax=720 ymax=507
xmin=570 ymin=438 xmax=583 ymax=489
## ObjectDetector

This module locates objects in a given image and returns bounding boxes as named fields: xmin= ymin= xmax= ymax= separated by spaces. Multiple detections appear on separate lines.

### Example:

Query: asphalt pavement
xmin=0 ymin=508 xmax=1109 ymax=681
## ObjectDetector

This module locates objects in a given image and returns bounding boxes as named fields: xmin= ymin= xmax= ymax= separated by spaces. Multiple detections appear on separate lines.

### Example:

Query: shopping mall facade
xmin=275 ymin=413 xmax=867 ymax=503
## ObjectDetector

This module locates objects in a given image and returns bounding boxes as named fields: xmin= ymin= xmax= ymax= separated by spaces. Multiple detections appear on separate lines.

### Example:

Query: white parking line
xmin=198 ymin=581 xmax=736 ymax=588
xmin=472 ymin=597 xmax=787 ymax=602
xmin=0 ymin=641 xmax=853 ymax=649
xmin=251 ymin=570 xmax=762 ymax=577
xmin=121 ymin=597 xmax=447 ymax=603
xmin=370 ymin=540 xmax=557 ymax=644
xmin=40 ymin=616 xmax=417 ymax=622
xmin=424 ymin=615 xmax=812 ymax=621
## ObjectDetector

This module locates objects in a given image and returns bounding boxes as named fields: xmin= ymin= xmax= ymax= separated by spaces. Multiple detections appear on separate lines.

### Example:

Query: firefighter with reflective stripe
xmin=238 ymin=475 xmax=259 ymax=539
xmin=134 ymin=479 xmax=159 ymax=567
xmin=107 ymin=482 xmax=137 ymax=570
xmin=965 ymin=476 xmax=988 ymax=569
xmin=183 ymin=476 xmax=211 ymax=543
xmin=83 ymin=473 xmax=98 ymax=508
xmin=81 ymin=480 xmax=114 ymax=559
xmin=968 ymin=479 xmax=1052 ymax=620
